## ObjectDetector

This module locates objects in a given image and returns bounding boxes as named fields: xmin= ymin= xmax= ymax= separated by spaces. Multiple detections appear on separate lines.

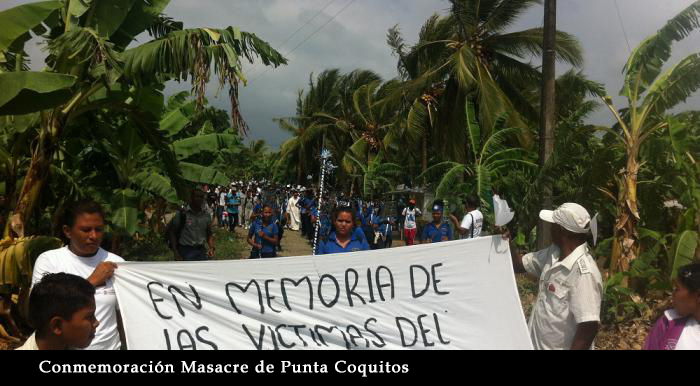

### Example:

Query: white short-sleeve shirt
xmin=460 ymin=210 xmax=484 ymax=238
xmin=676 ymin=317 xmax=700 ymax=350
xmin=522 ymin=243 xmax=603 ymax=350
xmin=402 ymin=208 xmax=421 ymax=230
xmin=32 ymin=247 xmax=124 ymax=350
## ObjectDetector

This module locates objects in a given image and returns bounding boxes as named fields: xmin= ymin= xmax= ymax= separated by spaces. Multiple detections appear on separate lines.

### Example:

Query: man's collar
xmin=556 ymin=243 xmax=589 ymax=271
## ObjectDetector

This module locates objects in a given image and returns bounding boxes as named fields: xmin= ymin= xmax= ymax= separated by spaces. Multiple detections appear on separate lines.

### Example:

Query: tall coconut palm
xmin=393 ymin=0 xmax=583 ymax=161
xmin=0 ymin=0 xmax=286 ymax=236
xmin=601 ymin=1 xmax=700 ymax=277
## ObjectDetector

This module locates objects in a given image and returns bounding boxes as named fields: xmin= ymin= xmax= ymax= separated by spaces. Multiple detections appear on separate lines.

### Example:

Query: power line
xmin=277 ymin=0 xmax=339 ymax=52
xmin=250 ymin=0 xmax=358 ymax=84
xmin=613 ymin=0 xmax=632 ymax=54
xmin=247 ymin=0 xmax=338 ymax=79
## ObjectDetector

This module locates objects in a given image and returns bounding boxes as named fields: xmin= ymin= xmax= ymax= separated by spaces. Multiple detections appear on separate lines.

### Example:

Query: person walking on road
xmin=402 ymin=199 xmax=422 ymax=246
xmin=286 ymin=190 xmax=301 ymax=231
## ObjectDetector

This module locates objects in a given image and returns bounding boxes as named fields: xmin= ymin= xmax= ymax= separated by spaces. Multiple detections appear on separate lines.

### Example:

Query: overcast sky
xmin=5 ymin=0 xmax=700 ymax=149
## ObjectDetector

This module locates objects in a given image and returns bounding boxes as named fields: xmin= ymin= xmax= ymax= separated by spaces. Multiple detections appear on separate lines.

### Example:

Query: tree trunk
xmin=537 ymin=0 xmax=557 ymax=250
xmin=5 ymin=116 xmax=64 ymax=239
xmin=5 ymin=145 xmax=52 ymax=238
xmin=611 ymin=145 xmax=641 ymax=282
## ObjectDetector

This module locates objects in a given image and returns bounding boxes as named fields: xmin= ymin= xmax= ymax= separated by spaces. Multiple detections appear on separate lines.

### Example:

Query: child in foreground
xmin=16 ymin=273 xmax=99 ymax=350
xmin=644 ymin=263 xmax=700 ymax=350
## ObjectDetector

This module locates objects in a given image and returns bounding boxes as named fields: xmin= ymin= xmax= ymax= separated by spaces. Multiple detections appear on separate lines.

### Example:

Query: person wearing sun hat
xmin=421 ymin=200 xmax=453 ymax=244
xmin=502 ymin=203 xmax=603 ymax=350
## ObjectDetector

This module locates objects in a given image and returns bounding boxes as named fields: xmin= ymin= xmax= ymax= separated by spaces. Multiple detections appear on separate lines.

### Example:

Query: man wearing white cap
xmin=503 ymin=203 xmax=603 ymax=350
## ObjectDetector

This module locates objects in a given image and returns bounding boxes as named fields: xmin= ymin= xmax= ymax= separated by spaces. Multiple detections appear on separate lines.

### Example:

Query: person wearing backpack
xmin=449 ymin=196 xmax=484 ymax=239
xmin=167 ymin=188 xmax=215 ymax=261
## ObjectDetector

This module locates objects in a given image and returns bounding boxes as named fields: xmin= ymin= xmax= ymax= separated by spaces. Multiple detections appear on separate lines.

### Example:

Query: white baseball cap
xmin=540 ymin=203 xmax=592 ymax=234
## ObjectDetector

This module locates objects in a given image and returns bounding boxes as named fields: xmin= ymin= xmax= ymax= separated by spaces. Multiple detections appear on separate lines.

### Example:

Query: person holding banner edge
xmin=31 ymin=200 xmax=125 ymax=350
xmin=502 ymin=203 xmax=603 ymax=350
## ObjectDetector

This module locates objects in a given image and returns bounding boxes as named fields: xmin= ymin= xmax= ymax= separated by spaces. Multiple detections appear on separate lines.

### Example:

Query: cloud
xmin=2 ymin=0 xmax=699 ymax=149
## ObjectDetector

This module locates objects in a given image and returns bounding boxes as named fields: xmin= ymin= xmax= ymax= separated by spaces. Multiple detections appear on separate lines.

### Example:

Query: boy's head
xmin=29 ymin=273 xmax=98 ymax=349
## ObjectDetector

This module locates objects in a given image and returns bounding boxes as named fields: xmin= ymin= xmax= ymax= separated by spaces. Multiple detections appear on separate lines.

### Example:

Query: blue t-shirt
xmin=226 ymin=194 xmax=240 ymax=214
xmin=319 ymin=214 xmax=332 ymax=240
xmin=353 ymin=227 xmax=368 ymax=243
xmin=248 ymin=219 xmax=279 ymax=254
xmin=379 ymin=217 xmax=394 ymax=237
xmin=318 ymin=232 xmax=370 ymax=255
xmin=370 ymin=213 xmax=381 ymax=228
xmin=421 ymin=222 xmax=453 ymax=243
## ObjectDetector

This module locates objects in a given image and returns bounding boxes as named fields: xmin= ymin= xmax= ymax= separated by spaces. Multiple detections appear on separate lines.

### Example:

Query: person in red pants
xmin=402 ymin=199 xmax=421 ymax=246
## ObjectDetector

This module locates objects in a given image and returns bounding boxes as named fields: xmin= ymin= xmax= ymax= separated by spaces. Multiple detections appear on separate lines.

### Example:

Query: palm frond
xmin=487 ymin=28 xmax=583 ymax=68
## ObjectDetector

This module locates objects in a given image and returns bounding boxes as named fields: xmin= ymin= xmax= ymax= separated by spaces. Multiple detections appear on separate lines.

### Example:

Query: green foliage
xmin=110 ymin=188 xmax=140 ymax=236
xmin=670 ymin=231 xmax=699 ymax=280
xmin=0 ymin=1 xmax=62 ymax=54
xmin=0 ymin=72 xmax=76 ymax=115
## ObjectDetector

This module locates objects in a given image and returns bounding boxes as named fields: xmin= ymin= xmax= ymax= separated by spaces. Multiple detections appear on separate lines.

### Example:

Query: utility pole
xmin=538 ymin=0 xmax=556 ymax=249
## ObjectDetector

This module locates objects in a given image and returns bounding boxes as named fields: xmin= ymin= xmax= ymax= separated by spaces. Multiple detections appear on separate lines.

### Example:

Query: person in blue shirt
xmin=247 ymin=204 xmax=279 ymax=259
xmin=225 ymin=187 xmax=240 ymax=232
xmin=353 ymin=219 xmax=368 ymax=244
xmin=421 ymin=200 xmax=453 ymax=244
xmin=318 ymin=207 xmax=370 ymax=255
xmin=369 ymin=207 xmax=383 ymax=249
xmin=377 ymin=215 xmax=396 ymax=249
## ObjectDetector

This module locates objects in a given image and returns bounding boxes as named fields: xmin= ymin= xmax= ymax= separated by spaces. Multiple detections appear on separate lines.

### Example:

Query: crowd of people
xmin=14 ymin=181 xmax=700 ymax=351
xmin=190 ymin=180 xmax=487 ymax=258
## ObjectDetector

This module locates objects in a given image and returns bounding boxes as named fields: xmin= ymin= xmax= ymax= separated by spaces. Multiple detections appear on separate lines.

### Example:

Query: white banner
xmin=113 ymin=236 xmax=533 ymax=350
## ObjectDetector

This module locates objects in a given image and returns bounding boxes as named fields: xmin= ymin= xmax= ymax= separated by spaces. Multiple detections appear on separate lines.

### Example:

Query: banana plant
xmin=344 ymin=153 xmax=403 ymax=198
xmin=601 ymin=1 xmax=700 ymax=276
xmin=666 ymin=115 xmax=700 ymax=277
xmin=418 ymin=100 xmax=536 ymax=207
xmin=0 ymin=0 xmax=287 ymax=237
xmin=98 ymin=95 xmax=241 ymax=237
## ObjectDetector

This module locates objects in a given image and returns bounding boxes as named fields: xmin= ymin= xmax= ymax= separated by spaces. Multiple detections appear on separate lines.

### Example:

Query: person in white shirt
xmin=218 ymin=187 xmax=227 ymax=227
xmin=32 ymin=200 xmax=125 ymax=350
xmin=449 ymin=196 xmax=484 ymax=239
xmin=402 ymin=199 xmax=422 ymax=246
xmin=286 ymin=191 xmax=302 ymax=231
xmin=644 ymin=263 xmax=700 ymax=350
xmin=502 ymin=203 xmax=602 ymax=350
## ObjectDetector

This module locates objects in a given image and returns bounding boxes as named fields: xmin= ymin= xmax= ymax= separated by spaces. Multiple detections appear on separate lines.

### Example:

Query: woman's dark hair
xmin=678 ymin=263 xmax=700 ymax=293
xmin=29 ymin=273 xmax=95 ymax=332
xmin=63 ymin=200 xmax=105 ymax=228
xmin=333 ymin=206 xmax=355 ymax=223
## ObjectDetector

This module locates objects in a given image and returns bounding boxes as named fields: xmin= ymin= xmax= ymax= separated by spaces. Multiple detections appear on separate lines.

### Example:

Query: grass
xmin=121 ymin=227 xmax=245 ymax=262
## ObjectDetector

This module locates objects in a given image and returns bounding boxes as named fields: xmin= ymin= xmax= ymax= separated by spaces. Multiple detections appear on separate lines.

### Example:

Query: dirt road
xmin=234 ymin=225 xmax=313 ymax=258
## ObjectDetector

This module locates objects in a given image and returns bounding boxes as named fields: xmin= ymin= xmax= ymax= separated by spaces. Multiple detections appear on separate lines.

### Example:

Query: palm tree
xmin=601 ymin=1 xmax=700 ymax=276
xmin=391 ymin=0 xmax=583 ymax=162
xmin=0 ymin=1 xmax=286 ymax=236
